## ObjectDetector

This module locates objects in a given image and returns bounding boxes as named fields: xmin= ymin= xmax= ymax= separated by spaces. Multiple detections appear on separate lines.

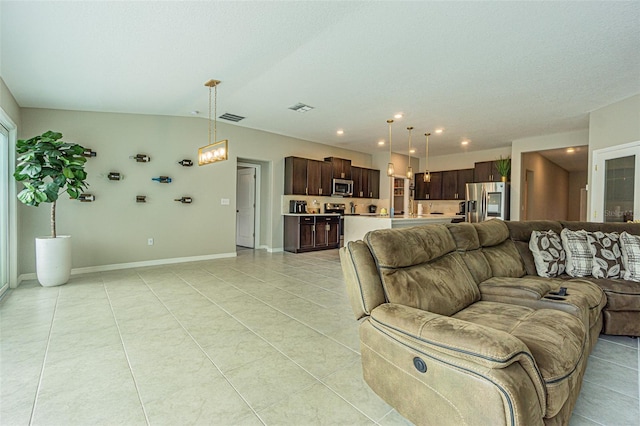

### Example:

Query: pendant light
xmin=198 ymin=79 xmax=229 ymax=166
xmin=406 ymin=126 xmax=414 ymax=179
xmin=423 ymin=132 xmax=431 ymax=182
xmin=387 ymin=119 xmax=395 ymax=177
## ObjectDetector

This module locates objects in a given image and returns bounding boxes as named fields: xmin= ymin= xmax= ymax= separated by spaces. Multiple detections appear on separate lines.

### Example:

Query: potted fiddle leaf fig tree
xmin=14 ymin=130 xmax=89 ymax=286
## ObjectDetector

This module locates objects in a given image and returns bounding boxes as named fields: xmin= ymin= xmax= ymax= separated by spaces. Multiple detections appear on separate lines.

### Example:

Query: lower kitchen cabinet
xmin=284 ymin=215 xmax=340 ymax=253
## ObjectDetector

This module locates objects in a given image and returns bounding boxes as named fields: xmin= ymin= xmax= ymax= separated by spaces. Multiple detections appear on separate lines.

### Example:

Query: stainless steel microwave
xmin=332 ymin=178 xmax=353 ymax=197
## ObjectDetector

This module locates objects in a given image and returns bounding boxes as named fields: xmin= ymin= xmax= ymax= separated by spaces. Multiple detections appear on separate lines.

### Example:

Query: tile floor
xmin=1 ymin=248 xmax=638 ymax=425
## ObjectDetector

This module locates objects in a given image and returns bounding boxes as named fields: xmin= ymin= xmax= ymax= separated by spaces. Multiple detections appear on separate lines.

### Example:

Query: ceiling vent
xmin=219 ymin=113 xmax=245 ymax=122
xmin=288 ymin=103 xmax=314 ymax=113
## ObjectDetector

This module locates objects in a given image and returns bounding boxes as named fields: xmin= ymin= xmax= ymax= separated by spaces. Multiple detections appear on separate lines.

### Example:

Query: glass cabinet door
xmin=604 ymin=155 xmax=635 ymax=222
xmin=593 ymin=142 xmax=640 ymax=223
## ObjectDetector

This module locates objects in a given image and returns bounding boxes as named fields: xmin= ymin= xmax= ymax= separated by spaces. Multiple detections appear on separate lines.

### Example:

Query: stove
xmin=324 ymin=203 xmax=345 ymax=215
xmin=325 ymin=203 xmax=346 ymax=243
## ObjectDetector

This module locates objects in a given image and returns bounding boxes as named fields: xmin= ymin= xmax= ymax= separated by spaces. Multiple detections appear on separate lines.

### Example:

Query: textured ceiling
xmin=1 ymin=1 xmax=639 ymax=158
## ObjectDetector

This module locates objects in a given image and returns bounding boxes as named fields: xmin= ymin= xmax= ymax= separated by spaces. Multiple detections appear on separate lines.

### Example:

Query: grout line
xmin=103 ymin=280 xmax=151 ymax=426
xmin=28 ymin=287 xmax=60 ymax=426
xmin=135 ymin=271 xmax=268 ymax=426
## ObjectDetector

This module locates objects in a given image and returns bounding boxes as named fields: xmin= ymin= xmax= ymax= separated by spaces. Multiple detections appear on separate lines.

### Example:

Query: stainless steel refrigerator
xmin=465 ymin=182 xmax=510 ymax=222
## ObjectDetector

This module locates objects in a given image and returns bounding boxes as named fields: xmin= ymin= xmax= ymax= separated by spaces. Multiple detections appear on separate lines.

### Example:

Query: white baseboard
xmin=17 ymin=252 xmax=237 ymax=284
xmin=268 ymin=247 xmax=283 ymax=253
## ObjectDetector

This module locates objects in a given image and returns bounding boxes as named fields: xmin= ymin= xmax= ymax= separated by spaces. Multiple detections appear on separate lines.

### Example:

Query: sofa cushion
xmin=530 ymin=230 xmax=566 ymax=277
xmin=474 ymin=219 xmax=510 ymax=247
xmin=620 ymin=231 xmax=640 ymax=282
xmin=585 ymin=277 xmax=640 ymax=311
xmin=446 ymin=223 xmax=492 ymax=284
xmin=483 ymin=240 xmax=526 ymax=278
xmin=365 ymin=225 xmax=480 ymax=316
xmin=452 ymin=301 xmax=587 ymax=418
xmin=561 ymin=229 xmax=593 ymax=277
xmin=587 ymin=231 xmax=624 ymax=279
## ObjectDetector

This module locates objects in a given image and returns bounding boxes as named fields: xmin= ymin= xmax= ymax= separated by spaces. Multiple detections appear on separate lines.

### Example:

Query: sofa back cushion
xmin=506 ymin=220 xmax=563 ymax=276
xmin=474 ymin=220 xmax=526 ymax=278
xmin=447 ymin=223 xmax=493 ymax=284
xmin=340 ymin=241 xmax=387 ymax=320
xmin=365 ymin=225 xmax=480 ymax=316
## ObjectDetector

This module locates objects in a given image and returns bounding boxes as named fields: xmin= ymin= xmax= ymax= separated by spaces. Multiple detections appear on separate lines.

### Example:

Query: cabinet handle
xmin=305 ymin=187 xmax=308 ymax=195
xmin=319 ymin=188 xmax=322 ymax=195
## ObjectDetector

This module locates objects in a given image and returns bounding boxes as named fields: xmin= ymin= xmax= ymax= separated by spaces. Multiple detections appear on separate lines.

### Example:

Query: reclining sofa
xmin=340 ymin=219 xmax=639 ymax=426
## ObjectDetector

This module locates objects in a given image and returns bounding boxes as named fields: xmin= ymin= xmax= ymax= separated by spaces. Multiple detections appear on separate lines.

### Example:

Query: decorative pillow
xmin=620 ymin=231 xmax=640 ymax=282
xmin=587 ymin=231 xmax=623 ymax=279
xmin=529 ymin=230 xmax=566 ymax=277
xmin=561 ymin=229 xmax=592 ymax=277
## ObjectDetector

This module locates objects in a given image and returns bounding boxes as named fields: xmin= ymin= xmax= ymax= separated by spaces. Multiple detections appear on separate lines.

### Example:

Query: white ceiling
xmin=1 ymin=1 xmax=639 ymax=158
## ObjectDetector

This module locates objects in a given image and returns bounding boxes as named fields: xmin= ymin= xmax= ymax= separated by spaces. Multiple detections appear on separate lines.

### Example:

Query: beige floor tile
xmin=572 ymin=379 xmax=640 ymax=425
xmin=200 ymin=328 xmax=281 ymax=372
xmin=257 ymin=382 xmax=374 ymax=425
xmin=583 ymin=356 xmax=639 ymax=399
xmin=224 ymin=352 xmax=317 ymax=412
xmin=591 ymin=338 xmax=639 ymax=370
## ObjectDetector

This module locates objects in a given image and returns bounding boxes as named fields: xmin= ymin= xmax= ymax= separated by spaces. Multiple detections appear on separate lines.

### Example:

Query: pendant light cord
xmin=207 ymin=82 xmax=219 ymax=144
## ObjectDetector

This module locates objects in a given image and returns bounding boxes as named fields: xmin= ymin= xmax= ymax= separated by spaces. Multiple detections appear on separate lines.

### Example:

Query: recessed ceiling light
xmin=336 ymin=130 xmax=344 ymax=135
xmin=435 ymin=129 xmax=443 ymax=134
xmin=461 ymin=140 xmax=469 ymax=146
xmin=378 ymin=140 xmax=385 ymax=146
xmin=394 ymin=113 xmax=403 ymax=119
xmin=566 ymin=147 xmax=575 ymax=153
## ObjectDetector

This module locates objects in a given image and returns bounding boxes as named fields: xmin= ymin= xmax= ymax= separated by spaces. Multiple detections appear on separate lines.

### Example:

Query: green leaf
xmin=62 ymin=167 xmax=74 ymax=179
xmin=67 ymin=188 xmax=78 ymax=198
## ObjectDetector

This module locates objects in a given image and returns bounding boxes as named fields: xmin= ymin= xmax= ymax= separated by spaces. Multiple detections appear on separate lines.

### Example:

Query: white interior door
xmin=236 ymin=167 xmax=256 ymax=248
xmin=0 ymin=125 xmax=9 ymax=296
xmin=592 ymin=141 xmax=640 ymax=222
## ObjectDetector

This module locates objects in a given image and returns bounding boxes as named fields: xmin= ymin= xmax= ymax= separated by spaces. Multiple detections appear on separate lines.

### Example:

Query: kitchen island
xmin=344 ymin=214 xmax=465 ymax=244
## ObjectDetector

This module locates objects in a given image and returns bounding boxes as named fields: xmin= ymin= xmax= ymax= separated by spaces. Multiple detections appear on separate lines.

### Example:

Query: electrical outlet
xmin=148 ymin=238 xmax=154 ymax=246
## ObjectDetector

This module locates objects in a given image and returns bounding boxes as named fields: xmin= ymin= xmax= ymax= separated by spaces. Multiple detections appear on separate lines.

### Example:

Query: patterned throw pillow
xmin=529 ymin=230 xmax=566 ymax=277
xmin=561 ymin=229 xmax=593 ymax=277
xmin=620 ymin=231 xmax=640 ymax=282
xmin=587 ymin=231 xmax=623 ymax=279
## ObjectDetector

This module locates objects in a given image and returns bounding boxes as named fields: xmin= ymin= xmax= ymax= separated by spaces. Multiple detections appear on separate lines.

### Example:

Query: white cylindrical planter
xmin=35 ymin=236 xmax=72 ymax=287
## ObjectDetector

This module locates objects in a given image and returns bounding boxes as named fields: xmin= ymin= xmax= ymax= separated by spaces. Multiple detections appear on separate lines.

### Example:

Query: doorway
xmin=236 ymin=161 xmax=262 ymax=249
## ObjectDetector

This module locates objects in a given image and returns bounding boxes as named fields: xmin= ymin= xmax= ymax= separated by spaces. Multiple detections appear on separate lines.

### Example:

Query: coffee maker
xmin=289 ymin=200 xmax=307 ymax=213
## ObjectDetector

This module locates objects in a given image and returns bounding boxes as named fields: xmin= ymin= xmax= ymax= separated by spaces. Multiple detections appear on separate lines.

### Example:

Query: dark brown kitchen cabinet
xmin=284 ymin=157 xmax=332 ymax=196
xmin=284 ymin=215 xmax=339 ymax=253
xmin=352 ymin=166 xmax=380 ymax=198
xmin=474 ymin=160 xmax=508 ymax=182
xmin=442 ymin=168 xmax=474 ymax=200
xmin=324 ymin=157 xmax=351 ymax=180
xmin=414 ymin=172 xmax=442 ymax=200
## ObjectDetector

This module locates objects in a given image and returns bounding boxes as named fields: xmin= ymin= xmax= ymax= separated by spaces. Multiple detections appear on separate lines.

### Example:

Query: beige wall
xmin=1 ymin=77 xmax=21 ymax=127
xmin=568 ymin=171 xmax=587 ymax=221
xmin=588 ymin=94 xmax=640 ymax=216
xmin=17 ymin=108 xmax=372 ymax=275
xmin=521 ymin=152 xmax=569 ymax=220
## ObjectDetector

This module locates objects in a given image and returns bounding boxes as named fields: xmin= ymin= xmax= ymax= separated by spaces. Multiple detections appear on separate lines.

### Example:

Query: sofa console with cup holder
xmin=340 ymin=219 xmax=639 ymax=426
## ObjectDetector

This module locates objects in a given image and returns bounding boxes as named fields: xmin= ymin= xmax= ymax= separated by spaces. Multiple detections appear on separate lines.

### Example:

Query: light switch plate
xmin=221 ymin=198 xmax=230 ymax=205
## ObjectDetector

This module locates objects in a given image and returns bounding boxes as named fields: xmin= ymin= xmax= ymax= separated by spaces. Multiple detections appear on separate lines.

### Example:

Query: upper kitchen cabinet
xmin=414 ymin=171 xmax=443 ymax=200
xmin=474 ymin=160 xmax=509 ymax=182
xmin=324 ymin=157 xmax=351 ymax=180
xmin=442 ymin=168 xmax=474 ymax=200
xmin=352 ymin=166 xmax=380 ymax=198
xmin=284 ymin=157 xmax=332 ymax=196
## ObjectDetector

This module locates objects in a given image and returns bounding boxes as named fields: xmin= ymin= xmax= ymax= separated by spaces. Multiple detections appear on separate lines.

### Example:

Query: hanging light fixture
xmin=406 ymin=126 xmax=414 ymax=179
xmin=198 ymin=79 xmax=228 ymax=166
xmin=423 ymin=132 xmax=431 ymax=182
xmin=387 ymin=119 xmax=395 ymax=177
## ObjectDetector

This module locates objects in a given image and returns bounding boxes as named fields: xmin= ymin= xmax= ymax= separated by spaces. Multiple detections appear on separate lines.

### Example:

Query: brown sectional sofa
xmin=340 ymin=219 xmax=639 ymax=426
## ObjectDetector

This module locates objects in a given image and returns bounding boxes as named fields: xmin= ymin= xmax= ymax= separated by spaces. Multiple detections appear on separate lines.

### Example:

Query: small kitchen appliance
xmin=368 ymin=205 xmax=377 ymax=214
xmin=289 ymin=200 xmax=307 ymax=214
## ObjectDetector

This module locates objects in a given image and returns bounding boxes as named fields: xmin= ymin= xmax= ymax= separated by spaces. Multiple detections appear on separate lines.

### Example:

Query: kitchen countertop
xmin=282 ymin=213 xmax=341 ymax=216
xmin=343 ymin=214 xmax=465 ymax=244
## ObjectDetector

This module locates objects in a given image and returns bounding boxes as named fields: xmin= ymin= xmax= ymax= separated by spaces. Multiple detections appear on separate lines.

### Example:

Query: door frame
xmin=236 ymin=161 xmax=261 ymax=249
xmin=591 ymin=140 xmax=640 ymax=222
xmin=0 ymin=108 xmax=18 ymax=290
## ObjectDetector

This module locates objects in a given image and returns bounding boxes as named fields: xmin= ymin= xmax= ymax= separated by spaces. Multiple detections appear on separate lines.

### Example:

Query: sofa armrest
xmin=369 ymin=303 xmax=546 ymax=410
